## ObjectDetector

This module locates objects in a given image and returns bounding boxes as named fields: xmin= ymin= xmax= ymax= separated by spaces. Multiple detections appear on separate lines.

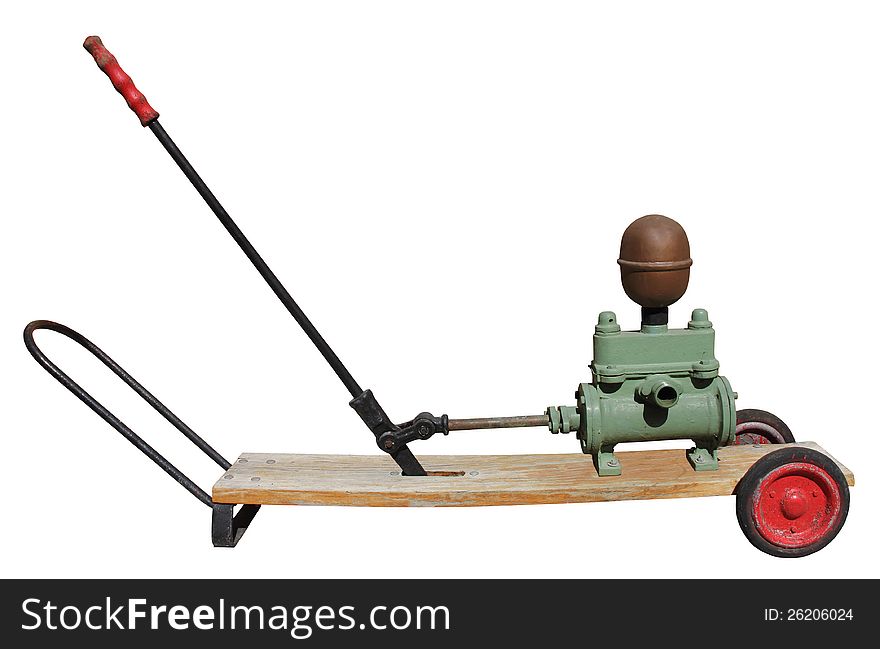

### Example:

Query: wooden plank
xmin=211 ymin=442 xmax=854 ymax=507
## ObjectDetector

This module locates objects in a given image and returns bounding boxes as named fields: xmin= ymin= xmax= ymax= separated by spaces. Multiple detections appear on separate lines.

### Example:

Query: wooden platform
xmin=211 ymin=442 xmax=854 ymax=507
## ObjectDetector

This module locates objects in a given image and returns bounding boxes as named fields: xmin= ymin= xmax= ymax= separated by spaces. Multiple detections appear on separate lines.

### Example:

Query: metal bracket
xmin=687 ymin=446 xmax=720 ymax=471
xmin=350 ymin=389 xmax=448 ymax=476
xmin=376 ymin=412 xmax=449 ymax=454
xmin=594 ymin=447 xmax=622 ymax=477
xmin=212 ymin=503 xmax=261 ymax=547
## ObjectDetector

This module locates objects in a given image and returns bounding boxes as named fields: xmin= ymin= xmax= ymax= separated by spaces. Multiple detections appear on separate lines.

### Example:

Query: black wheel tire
xmin=730 ymin=408 xmax=795 ymax=445
xmin=736 ymin=447 xmax=850 ymax=558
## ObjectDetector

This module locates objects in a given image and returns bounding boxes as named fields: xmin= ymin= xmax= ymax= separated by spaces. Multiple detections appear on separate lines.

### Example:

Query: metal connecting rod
xmin=448 ymin=415 xmax=549 ymax=431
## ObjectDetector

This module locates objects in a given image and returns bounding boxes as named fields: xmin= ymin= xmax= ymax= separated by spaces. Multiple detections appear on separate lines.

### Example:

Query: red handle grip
xmin=83 ymin=36 xmax=159 ymax=126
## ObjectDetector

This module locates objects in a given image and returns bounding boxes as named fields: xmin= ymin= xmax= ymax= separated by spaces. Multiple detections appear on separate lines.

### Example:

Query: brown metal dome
xmin=618 ymin=215 xmax=692 ymax=308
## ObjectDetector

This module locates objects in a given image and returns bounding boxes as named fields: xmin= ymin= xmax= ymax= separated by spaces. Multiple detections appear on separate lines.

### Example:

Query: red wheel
xmin=736 ymin=447 xmax=849 ymax=557
xmin=730 ymin=409 xmax=795 ymax=445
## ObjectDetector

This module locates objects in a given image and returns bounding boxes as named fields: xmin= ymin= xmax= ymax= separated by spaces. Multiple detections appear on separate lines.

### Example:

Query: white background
xmin=2 ymin=1 xmax=878 ymax=579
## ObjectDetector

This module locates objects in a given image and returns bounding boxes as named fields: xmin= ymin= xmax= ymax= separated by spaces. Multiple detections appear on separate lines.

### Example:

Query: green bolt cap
xmin=688 ymin=308 xmax=712 ymax=329
xmin=595 ymin=311 xmax=621 ymax=334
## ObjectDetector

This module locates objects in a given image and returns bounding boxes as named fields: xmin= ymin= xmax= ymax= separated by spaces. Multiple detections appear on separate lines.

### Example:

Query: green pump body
xmin=548 ymin=308 xmax=737 ymax=475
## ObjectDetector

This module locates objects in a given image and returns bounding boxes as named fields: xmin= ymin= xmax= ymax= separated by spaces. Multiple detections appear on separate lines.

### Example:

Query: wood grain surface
xmin=212 ymin=442 xmax=854 ymax=507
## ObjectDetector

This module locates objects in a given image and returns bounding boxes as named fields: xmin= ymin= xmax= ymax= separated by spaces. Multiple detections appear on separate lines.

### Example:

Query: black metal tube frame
xmin=23 ymin=320 xmax=230 ymax=508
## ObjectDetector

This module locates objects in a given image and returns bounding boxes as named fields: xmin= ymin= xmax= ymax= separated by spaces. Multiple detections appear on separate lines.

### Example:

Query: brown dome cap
xmin=618 ymin=215 xmax=692 ymax=308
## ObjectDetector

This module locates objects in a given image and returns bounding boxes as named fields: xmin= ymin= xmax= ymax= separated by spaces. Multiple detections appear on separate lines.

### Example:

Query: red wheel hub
xmin=780 ymin=489 xmax=809 ymax=519
xmin=752 ymin=462 xmax=842 ymax=548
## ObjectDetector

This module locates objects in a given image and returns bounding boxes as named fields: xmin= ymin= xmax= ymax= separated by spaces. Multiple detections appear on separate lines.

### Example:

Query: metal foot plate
xmin=212 ymin=503 xmax=261 ymax=547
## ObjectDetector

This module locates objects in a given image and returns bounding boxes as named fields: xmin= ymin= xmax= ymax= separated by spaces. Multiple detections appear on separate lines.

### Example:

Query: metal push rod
xmin=448 ymin=415 xmax=548 ymax=431
xmin=148 ymin=121 xmax=362 ymax=399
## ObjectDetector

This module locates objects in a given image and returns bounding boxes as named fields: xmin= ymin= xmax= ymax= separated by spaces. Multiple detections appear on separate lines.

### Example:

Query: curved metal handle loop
xmin=23 ymin=320 xmax=229 ymax=507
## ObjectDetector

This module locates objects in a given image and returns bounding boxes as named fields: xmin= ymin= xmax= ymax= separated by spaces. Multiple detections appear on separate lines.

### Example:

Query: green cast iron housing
xmin=548 ymin=308 xmax=736 ymax=476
